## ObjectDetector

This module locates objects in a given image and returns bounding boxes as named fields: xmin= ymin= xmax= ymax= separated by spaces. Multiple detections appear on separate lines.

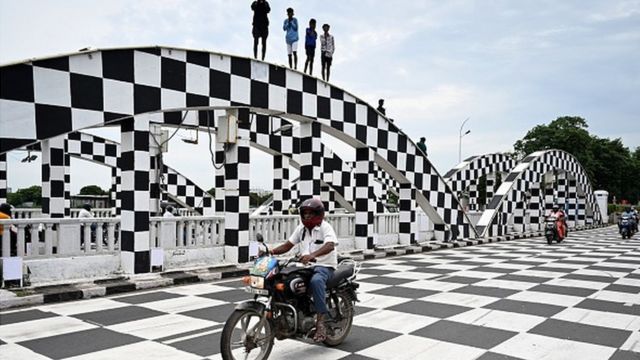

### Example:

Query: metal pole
xmin=458 ymin=117 xmax=469 ymax=163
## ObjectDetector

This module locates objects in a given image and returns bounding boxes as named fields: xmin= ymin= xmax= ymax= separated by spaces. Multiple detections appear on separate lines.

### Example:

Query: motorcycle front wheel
xmin=220 ymin=309 xmax=274 ymax=360
xmin=324 ymin=291 xmax=354 ymax=347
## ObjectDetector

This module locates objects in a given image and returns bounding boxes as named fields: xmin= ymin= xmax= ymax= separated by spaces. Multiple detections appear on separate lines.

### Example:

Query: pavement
xmin=0 ymin=225 xmax=607 ymax=310
xmin=2 ymin=225 xmax=638 ymax=359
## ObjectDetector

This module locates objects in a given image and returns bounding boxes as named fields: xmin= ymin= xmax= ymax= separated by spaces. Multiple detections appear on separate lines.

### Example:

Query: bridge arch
xmin=444 ymin=153 xmax=517 ymax=210
xmin=475 ymin=149 xmax=602 ymax=237
xmin=1 ymin=46 xmax=474 ymax=270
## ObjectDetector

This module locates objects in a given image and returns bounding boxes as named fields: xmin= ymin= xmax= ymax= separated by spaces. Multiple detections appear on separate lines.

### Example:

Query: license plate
xmin=245 ymin=286 xmax=269 ymax=295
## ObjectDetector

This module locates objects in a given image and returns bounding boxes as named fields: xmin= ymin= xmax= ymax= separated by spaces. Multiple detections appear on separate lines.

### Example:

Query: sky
xmin=1 ymin=0 xmax=639 ymax=194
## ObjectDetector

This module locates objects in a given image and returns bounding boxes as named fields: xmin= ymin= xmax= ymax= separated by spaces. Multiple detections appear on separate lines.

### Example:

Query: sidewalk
xmin=0 ymin=225 xmax=607 ymax=310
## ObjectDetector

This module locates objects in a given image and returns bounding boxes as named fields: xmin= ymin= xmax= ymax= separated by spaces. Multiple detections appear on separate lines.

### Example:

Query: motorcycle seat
xmin=326 ymin=263 xmax=354 ymax=289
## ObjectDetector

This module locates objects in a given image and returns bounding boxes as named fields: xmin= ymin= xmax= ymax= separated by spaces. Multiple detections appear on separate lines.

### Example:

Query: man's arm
xmin=269 ymin=240 xmax=294 ymax=255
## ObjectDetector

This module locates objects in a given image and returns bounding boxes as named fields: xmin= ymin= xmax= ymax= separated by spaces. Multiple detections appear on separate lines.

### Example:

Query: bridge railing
xmin=0 ymin=217 xmax=120 ymax=258
xmin=1 ymin=212 xmax=404 ymax=259
xmin=12 ymin=208 xmax=114 ymax=219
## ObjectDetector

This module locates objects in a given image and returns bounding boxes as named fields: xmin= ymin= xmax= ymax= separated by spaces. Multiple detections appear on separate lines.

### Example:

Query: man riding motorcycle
xmin=260 ymin=197 xmax=337 ymax=342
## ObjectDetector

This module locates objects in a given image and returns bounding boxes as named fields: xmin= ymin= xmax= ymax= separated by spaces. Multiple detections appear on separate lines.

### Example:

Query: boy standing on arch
xmin=320 ymin=23 xmax=335 ymax=81
xmin=283 ymin=7 xmax=299 ymax=69
xmin=304 ymin=18 xmax=317 ymax=75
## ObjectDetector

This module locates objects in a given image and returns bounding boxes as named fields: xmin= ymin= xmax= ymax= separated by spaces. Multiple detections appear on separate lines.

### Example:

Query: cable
xmin=207 ymin=110 xmax=226 ymax=170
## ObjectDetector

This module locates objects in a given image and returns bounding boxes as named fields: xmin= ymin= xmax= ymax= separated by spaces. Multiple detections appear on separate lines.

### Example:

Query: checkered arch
xmin=0 ymin=46 xmax=474 ymax=244
xmin=475 ymin=149 xmax=602 ymax=237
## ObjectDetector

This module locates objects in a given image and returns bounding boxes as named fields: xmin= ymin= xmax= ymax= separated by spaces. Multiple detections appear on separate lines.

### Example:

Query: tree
xmin=7 ymin=185 xmax=42 ymax=207
xmin=79 ymin=185 xmax=108 ymax=195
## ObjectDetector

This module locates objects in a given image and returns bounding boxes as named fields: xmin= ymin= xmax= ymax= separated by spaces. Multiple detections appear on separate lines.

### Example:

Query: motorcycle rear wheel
xmin=220 ymin=309 xmax=274 ymax=360
xmin=323 ymin=291 xmax=354 ymax=347
xmin=546 ymin=235 xmax=553 ymax=245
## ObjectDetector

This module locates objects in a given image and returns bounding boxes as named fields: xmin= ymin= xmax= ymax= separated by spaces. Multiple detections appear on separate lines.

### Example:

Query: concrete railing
xmin=0 ymin=212 xmax=425 ymax=285
xmin=12 ymin=208 xmax=114 ymax=219
xmin=0 ymin=217 xmax=120 ymax=258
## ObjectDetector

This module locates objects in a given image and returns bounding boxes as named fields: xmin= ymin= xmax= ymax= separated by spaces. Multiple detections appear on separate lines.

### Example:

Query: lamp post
xmin=458 ymin=117 xmax=470 ymax=163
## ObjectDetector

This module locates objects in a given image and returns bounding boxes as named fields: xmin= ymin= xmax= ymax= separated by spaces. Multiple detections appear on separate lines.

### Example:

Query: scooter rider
xmin=621 ymin=206 xmax=637 ymax=233
xmin=261 ymin=197 xmax=337 ymax=342
xmin=549 ymin=204 xmax=567 ymax=240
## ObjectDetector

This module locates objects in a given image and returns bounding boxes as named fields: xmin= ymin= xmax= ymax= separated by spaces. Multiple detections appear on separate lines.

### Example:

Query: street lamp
xmin=458 ymin=117 xmax=471 ymax=163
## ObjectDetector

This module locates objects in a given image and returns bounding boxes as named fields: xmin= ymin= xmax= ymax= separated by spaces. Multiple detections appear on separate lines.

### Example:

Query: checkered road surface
xmin=1 ymin=226 xmax=639 ymax=359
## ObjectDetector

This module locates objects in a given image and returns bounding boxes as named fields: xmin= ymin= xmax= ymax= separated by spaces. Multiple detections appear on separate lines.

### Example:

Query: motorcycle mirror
xmin=256 ymin=233 xmax=264 ymax=243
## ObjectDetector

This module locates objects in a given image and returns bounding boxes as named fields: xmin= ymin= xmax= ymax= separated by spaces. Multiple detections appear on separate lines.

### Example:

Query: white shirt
xmin=78 ymin=209 xmax=94 ymax=218
xmin=320 ymin=33 xmax=335 ymax=57
xmin=288 ymin=220 xmax=338 ymax=268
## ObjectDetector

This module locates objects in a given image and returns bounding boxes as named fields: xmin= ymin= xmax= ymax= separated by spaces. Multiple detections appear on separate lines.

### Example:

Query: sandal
xmin=313 ymin=321 xmax=327 ymax=342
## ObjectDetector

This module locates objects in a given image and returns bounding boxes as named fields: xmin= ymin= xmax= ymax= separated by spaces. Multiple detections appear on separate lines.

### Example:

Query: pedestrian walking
xmin=283 ymin=7 xmax=299 ymax=69
xmin=251 ymin=0 xmax=271 ymax=60
xmin=320 ymin=23 xmax=335 ymax=81
xmin=304 ymin=18 xmax=317 ymax=75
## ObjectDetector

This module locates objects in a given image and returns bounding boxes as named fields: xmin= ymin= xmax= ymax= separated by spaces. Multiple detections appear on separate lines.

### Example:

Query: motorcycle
xmin=619 ymin=214 xmax=636 ymax=239
xmin=544 ymin=215 xmax=562 ymax=244
xmin=220 ymin=234 xmax=360 ymax=360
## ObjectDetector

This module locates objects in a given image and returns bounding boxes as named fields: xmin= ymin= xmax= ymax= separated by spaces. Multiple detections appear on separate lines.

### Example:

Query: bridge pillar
xmin=527 ymin=182 xmax=543 ymax=231
xmin=119 ymin=116 xmax=151 ymax=274
xmin=41 ymin=135 xmax=69 ymax=218
xmin=468 ymin=183 xmax=478 ymax=211
xmin=555 ymin=172 xmax=568 ymax=211
xmin=577 ymin=195 xmax=586 ymax=226
xmin=148 ymin=124 xmax=163 ymax=216
xmin=544 ymin=181 xmax=555 ymax=213
xmin=110 ymin=167 xmax=120 ymax=216
xmin=297 ymin=122 xmax=322 ymax=201
xmin=320 ymin=184 xmax=335 ymax=213
xmin=221 ymin=109 xmax=251 ymax=263
xmin=485 ymin=173 xmax=496 ymax=205
xmin=399 ymin=183 xmax=417 ymax=245
xmin=0 ymin=153 xmax=6 ymax=204
xmin=354 ymin=147 xmax=376 ymax=249
xmin=272 ymin=155 xmax=291 ymax=214
xmin=566 ymin=178 xmax=578 ymax=228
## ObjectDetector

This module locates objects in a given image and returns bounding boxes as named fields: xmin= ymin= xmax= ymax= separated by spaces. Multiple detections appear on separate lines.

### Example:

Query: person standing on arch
xmin=251 ymin=0 xmax=271 ymax=61
xmin=304 ymin=18 xmax=317 ymax=75
xmin=417 ymin=137 xmax=427 ymax=156
xmin=320 ymin=23 xmax=335 ymax=81
xmin=283 ymin=7 xmax=299 ymax=69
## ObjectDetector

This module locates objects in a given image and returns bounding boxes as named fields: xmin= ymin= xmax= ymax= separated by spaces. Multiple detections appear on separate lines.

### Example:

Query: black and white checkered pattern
xmin=476 ymin=150 xmax=602 ymax=237
xmin=272 ymin=154 xmax=291 ymax=214
xmin=0 ymin=153 xmax=6 ymax=204
xmin=0 ymin=46 xmax=474 ymax=243
xmin=2 ymin=227 xmax=637 ymax=359
xmin=119 ymin=116 xmax=151 ymax=274
xmin=40 ymin=136 xmax=69 ymax=218
xmin=297 ymin=121 xmax=322 ymax=202
xmin=445 ymin=153 xmax=517 ymax=210
xmin=355 ymin=147 xmax=377 ymax=249
xmin=222 ymin=109 xmax=251 ymax=264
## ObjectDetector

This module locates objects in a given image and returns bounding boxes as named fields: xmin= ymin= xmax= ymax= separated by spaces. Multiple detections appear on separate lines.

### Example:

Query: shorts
xmin=321 ymin=53 xmax=333 ymax=66
xmin=252 ymin=27 xmax=268 ymax=39
xmin=287 ymin=41 xmax=298 ymax=55
xmin=305 ymin=46 xmax=315 ymax=58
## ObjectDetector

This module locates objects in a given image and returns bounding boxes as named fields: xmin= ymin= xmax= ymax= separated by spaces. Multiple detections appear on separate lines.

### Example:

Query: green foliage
xmin=207 ymin=187 xmax=215 ymax=196
xmin=514 ymin=116 xmax=639 ymax=203
xmin=79 ymin=185 xmax=108 ymax=195
xmin=386 ymin=190 xmax=398 ymax=205
xmin=7 ymin=185 xmax=42 ymax=207
xmin=249 ymin=192 xmax=272 ymax=207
